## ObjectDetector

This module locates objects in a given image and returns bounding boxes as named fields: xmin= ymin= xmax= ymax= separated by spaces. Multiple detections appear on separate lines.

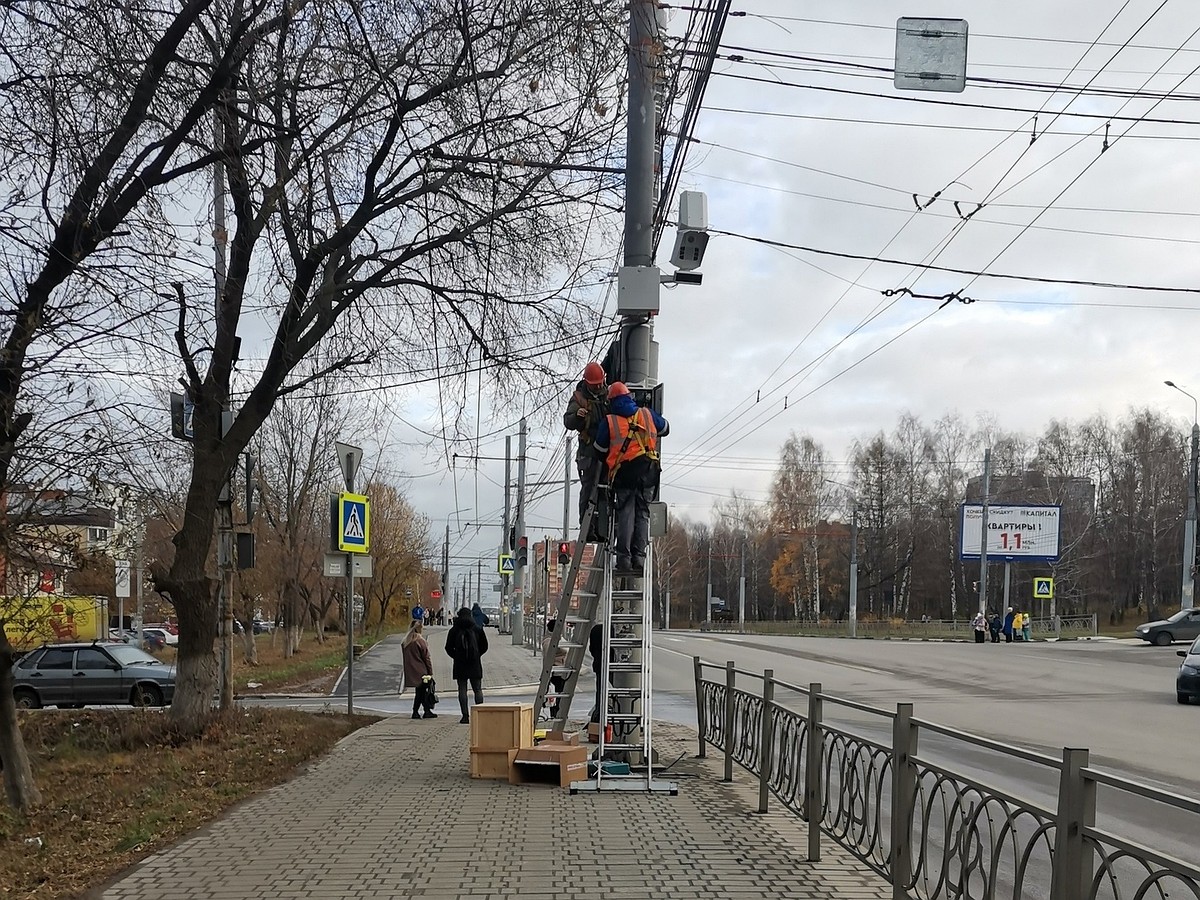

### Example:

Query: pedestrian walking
xmin=1021 ymin=611 xmax=1033 ymax=643
xmin=989 ymin=612 xmax=1002 ymax=643
xmin=971 ymin=611 xmax=987 ymax=644
xmin=542 ymin=618 xmax=567 ymax=720
xmin=402 ymin=622 xmax=437 ymax=719
xmin=412 ymin=602 xmax=425 ymax=622
xmin=588 ymin=622 xmax=604 ymax=724
xmin=593 ymin=382 xmax=669 ymax=574
xmin=1002 ymin=607 xmax=1015 ymax=643
xmin=446 ymin=607 xmax=489 ymax=724
xmin=471 ymin=602 xmax=489 ymax=628
xmin=563 ymin=361 xmax=609 ymax=532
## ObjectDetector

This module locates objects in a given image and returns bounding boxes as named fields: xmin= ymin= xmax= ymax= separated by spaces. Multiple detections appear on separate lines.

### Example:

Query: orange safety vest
xmin=605 ymin=408 xmax=659 ymax=475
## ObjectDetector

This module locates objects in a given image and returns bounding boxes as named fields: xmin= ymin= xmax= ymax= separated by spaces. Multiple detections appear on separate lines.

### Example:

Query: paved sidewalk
xmin=96 ymin=715 xmax=890 ymax=900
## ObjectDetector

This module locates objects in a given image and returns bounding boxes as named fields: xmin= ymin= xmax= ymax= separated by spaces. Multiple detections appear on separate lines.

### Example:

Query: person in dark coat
xmin=471 ymin=602 xmax=489 ymax=628
xmin=588 ymin=622 xmax=605 ymax=724
xmin=402 ymin=621 xmax=436 ymax=720
xmin=989 ymin=612 xmax=1002 ymax=643
xmin=563 ymin=361 xmax=609 ymax=526
xmin=1002 ymin=607 xmax=1015 ymax=643
xmin=446 ymin=607 xmax=489 ymax=723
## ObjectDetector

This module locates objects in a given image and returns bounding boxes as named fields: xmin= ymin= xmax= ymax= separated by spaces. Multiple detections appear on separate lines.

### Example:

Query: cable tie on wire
xmin=1103 ymin=121 xmax=1111 ymax=152
xmin=1030 ymin=114 xmax=1038 ymax=145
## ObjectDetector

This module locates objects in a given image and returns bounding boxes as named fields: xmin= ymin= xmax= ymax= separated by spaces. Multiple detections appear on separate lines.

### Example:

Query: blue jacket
xmin=593 ymin=394 xmax=669 ymax=454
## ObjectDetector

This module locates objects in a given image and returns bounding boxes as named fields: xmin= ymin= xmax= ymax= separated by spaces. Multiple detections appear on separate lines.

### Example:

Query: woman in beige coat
xmin=402 ymin=622 xmax=437 ymax=719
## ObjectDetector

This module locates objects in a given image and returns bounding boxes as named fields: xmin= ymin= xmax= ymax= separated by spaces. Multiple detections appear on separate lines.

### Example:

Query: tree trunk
xmin=0 ymin=637 xmax=42 ymax=812
xmin=240 ymin=622 xmax=257 ymax=664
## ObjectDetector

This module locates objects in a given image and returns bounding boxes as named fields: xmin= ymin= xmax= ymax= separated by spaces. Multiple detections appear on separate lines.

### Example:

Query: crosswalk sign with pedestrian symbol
xmin=1034 ymin=577 xmax=1054 ymax=599
xmin=498 ymin=554 xmax=514 ymax=574
xmin=338 ymin=492 xmax=370 ymax=553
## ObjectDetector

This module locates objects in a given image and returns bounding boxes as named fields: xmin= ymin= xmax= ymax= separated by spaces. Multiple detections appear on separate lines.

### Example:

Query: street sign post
xmin=334 ymin=439 xmax=364 ymax=717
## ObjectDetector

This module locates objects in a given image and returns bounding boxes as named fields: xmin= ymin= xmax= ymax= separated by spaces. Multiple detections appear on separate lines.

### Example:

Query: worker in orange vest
xmin=593 ymin=382 xmax=669 ymax=574
xmin=563 ymin=361 xmax=609 ymax=528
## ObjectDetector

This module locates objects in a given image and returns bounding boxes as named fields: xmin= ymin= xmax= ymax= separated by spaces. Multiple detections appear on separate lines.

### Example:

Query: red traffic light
xmin=557 ymin=541 xmax=572 ymax=564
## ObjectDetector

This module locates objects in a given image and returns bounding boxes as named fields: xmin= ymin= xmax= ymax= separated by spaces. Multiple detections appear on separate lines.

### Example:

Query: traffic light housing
xmin=516 ymin=536 xmax=528 ymax=568
xmin=558 ymin=542 xmax=572 ymax=565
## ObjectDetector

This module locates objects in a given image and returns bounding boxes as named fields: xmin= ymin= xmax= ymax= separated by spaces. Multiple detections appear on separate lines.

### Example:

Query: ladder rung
xmin=558 ymin=641 xmax=585 ymax=649
xmin=607 ymin=663 xmax=642 ymax=672
xmin=612 ymin=589 xmax=643 ymax=597
xmin=605 ymin=713 xmax=642 ymax=722
xmin=610 ymin=614 xmax=642 ymax=623
xmin=564 ymin=616 xmax=593 ymax=625
xmin=609 ymin=638 xmax=642 ymax=647
xmin=551 ymin=666 xmax=576 ymax=676
xmin=604 ymin=687 xmax=643 ymax=696
xmin=599 ymin=743 xmax=646 ymax=751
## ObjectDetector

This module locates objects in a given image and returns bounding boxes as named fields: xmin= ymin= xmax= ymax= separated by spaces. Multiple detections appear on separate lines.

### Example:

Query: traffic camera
xmin=669 ymin=190 xmax=709 ymax=272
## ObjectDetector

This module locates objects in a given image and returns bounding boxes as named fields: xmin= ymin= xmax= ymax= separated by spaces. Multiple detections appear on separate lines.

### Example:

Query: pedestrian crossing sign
xmin=1034 ymin=577 xmax=1053 ymax=599
xmin=498 ymin=554 xmax=514 ymax=574
xmin=338 ymin=492 xmax=370 ymax=553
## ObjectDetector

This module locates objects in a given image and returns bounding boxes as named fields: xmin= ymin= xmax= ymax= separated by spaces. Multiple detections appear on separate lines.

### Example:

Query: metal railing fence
xmin=693 ymin=657 xmax=1199 ymax=900
xmin=697 ymin=614 xmax=1098 ymax=640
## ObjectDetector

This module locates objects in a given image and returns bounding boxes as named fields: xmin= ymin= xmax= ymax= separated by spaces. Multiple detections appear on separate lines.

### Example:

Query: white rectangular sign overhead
xmin=895 ymin=17 xmax=968 ymax=93
xmin=959 ymin=504 xmax=1061 ymax=561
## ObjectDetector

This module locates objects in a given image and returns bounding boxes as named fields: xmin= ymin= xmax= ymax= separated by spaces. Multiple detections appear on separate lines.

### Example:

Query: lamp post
xmin=1166 ymin=381 xmax=1199 ymax=610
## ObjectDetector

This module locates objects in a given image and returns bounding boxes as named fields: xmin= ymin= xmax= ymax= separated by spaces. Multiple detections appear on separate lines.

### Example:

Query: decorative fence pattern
xmin=693 ymin=657 xmax=1199 ymax=900
xmin=699 ymin=615 xmax=1098 ymax=639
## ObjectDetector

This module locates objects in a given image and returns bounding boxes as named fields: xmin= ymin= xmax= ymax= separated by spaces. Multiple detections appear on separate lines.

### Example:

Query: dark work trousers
xmin=990 ymin=630 xmax=1000 ymax=643
xmin=412 ymin=680 xmax=430 ymax=716
xmin=457 ymin=677 xmax=483 ymax=718
xmin=613 ymin=484 xmax=654 ymax=567
xmin=974 ymin=630 xmax=985 ymax=644
xmin=577 ymin=457 xmax=600 ymax=524
xmin=549 ymin=674 xmax=566 ymax=719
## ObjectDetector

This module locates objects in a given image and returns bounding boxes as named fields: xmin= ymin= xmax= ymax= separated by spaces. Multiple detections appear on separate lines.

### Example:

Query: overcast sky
xmin=378 ymin=1 xmax=1200 ymax=591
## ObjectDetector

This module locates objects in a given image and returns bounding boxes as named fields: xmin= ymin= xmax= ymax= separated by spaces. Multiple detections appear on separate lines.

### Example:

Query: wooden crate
xmin=469 ymin=703 xmax=534 ymax=752
xmin=469 ymin=749 xmax=512 ymax=780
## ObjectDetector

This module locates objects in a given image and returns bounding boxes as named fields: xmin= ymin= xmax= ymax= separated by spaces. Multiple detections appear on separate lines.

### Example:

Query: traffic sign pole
xmin=336 ymin=439 xmax=363 ymax=717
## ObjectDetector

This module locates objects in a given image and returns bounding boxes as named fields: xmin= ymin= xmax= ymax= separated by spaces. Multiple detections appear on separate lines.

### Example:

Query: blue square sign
xmin=338 ymin=492 xmax=369 ymax=552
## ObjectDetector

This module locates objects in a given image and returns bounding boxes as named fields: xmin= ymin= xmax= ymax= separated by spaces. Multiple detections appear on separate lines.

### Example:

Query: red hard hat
xmin=607 ymin=381 xmax=630 ymax=400
xmin=583 ymin=361 xmax=605 ymax=386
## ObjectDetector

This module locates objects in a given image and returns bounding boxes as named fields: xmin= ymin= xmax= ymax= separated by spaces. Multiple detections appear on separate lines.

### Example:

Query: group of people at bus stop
xmin=971 ymin=607 xmax=1033 ymax=643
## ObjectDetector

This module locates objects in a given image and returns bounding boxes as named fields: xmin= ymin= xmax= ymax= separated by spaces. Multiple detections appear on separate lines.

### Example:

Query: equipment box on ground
xmin=470 ymin=749 xmax=512 ymax=780
xmin=469 ymin=703 xmax=534 ymax=752
xmin=508 ymin=745 xmax=589 ymax=788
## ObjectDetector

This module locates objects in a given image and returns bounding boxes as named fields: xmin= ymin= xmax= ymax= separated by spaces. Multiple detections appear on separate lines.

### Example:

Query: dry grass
xmin=0 ymin=708 xmax=376 ymax=898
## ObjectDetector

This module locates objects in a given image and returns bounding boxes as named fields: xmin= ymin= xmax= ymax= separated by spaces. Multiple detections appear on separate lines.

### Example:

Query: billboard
xmin=2 ymin=595 xmax=108 ymax=650
xmin=959 ymin=504 xmax=1061 ymax=561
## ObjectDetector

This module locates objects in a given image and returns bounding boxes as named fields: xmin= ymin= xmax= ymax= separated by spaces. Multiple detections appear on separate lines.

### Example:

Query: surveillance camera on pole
xmin=669 ymin=190 xmax=709 ymax=275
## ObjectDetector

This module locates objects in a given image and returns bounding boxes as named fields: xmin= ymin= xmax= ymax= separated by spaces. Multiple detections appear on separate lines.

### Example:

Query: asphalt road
xmin=650 ymin=632 xmax=1199 ymax=897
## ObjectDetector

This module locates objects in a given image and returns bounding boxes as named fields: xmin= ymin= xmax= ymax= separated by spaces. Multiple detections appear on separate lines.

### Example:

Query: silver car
xmin=12 ymin=642 xmax=176 ymax=709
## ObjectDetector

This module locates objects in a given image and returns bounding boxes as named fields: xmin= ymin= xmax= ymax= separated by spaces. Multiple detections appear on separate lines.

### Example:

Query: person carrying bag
xmin=402 ymin=621 xmax=438 ymax=719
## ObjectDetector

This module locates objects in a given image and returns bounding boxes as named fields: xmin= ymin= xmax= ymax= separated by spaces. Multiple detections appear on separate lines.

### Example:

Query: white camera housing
xmin=670 ymin=190 xmax=709 ymax=271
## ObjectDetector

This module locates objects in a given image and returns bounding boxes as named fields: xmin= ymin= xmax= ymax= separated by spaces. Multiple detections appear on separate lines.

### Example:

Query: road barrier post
xmin=693 ymin=656 xmax=706 ymax=758
xmin=805 ymin=682 xmax=823 ymax=862
xmin=757 ymin=669 xmax=774 ymax=813
xmin=1051 ymin=748 xmax=1095 ymax=900
xmin=723 ymin=660 xmax=735 ymax=783
xmin=890 ymin=703 xmax=917 ymax=900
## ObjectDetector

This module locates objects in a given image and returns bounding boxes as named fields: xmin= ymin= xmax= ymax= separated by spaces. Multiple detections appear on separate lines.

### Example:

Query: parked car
xmin=481 ymin=607 xmax=501 ymax=628
xmin=140 ymin=628 xmax=168 ymax=651
xmin=143 ymin=623 xmax=179 ymax=645
xmin=252 ymin=620 xmax=275 ymax=634
xmin=12 ymin=642 xmax=176 ymax=709
xmin=1177 ymin=638 xmax=1200 ymax=704
xmin=1135 ymin=608 xmax=1200 ymax=645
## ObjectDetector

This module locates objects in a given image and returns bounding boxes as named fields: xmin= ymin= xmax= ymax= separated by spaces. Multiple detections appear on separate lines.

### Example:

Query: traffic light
xmin=516 ymin=536 xmax=528 ymax=568
xmin=558 ymin=542 xmax=572 ymax=565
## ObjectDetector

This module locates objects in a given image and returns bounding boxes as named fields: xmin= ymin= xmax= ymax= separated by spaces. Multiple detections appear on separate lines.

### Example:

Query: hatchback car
xmin=1135 ymin=608 xmax=1200 ymax=645
xmin=12 ymin=642 xmax=176 ymax=709
xmin=1178 ymin=638 xmax=1200 ymax=704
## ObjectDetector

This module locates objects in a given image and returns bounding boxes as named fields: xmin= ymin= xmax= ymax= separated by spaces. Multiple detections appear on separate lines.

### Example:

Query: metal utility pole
xmin=849 ymin=512 xmax=858 ymax=639
xmin=512 ymin=417 xmax=527 ymax=644
xmin=978 ymin=448 xmax=992 ymax=617
xmin=476 ymin=560 xmax=482 ymax=609
xmin=738 ymin=532 xmax=746 ymax=634
xmin=212 ymin=90 xmax=235 ymax=712
xmin=562 ymin=438 xmax=572 ymax=539
xmin=502 ymin=436 xmax=512 ymax=631
xmin=442 ymin=523 xmax=450 ymax=612
xmin=1167 ymin=382 xmax=1199 ymax=610
xmin=706 ymin=541 xmax=713 ymax=625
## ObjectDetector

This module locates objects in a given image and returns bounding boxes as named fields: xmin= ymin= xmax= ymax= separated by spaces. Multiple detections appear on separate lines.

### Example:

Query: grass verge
xmin=0 ymin=707 xmax=377 ymax=898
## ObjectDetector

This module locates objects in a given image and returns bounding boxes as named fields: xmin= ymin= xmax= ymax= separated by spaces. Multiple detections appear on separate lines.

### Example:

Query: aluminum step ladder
xmin=571 ymin=541 xmax=676 ymax=794
xmin=533 ymin=481 xmax=608 ymax=729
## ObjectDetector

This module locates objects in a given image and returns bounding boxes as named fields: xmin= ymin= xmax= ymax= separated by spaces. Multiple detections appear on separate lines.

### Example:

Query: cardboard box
xmin=470 ymin=749 xmax=512 ymax=780
xmin=470 ymin=703 xmax=534 ymax=752
xmin=508 ymin=745 xmax=589 ymax=788
xmin=587 ymin=722 xmax=599 ymax=744
xmin=544 ymin=730 xmax=580 ymax=746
